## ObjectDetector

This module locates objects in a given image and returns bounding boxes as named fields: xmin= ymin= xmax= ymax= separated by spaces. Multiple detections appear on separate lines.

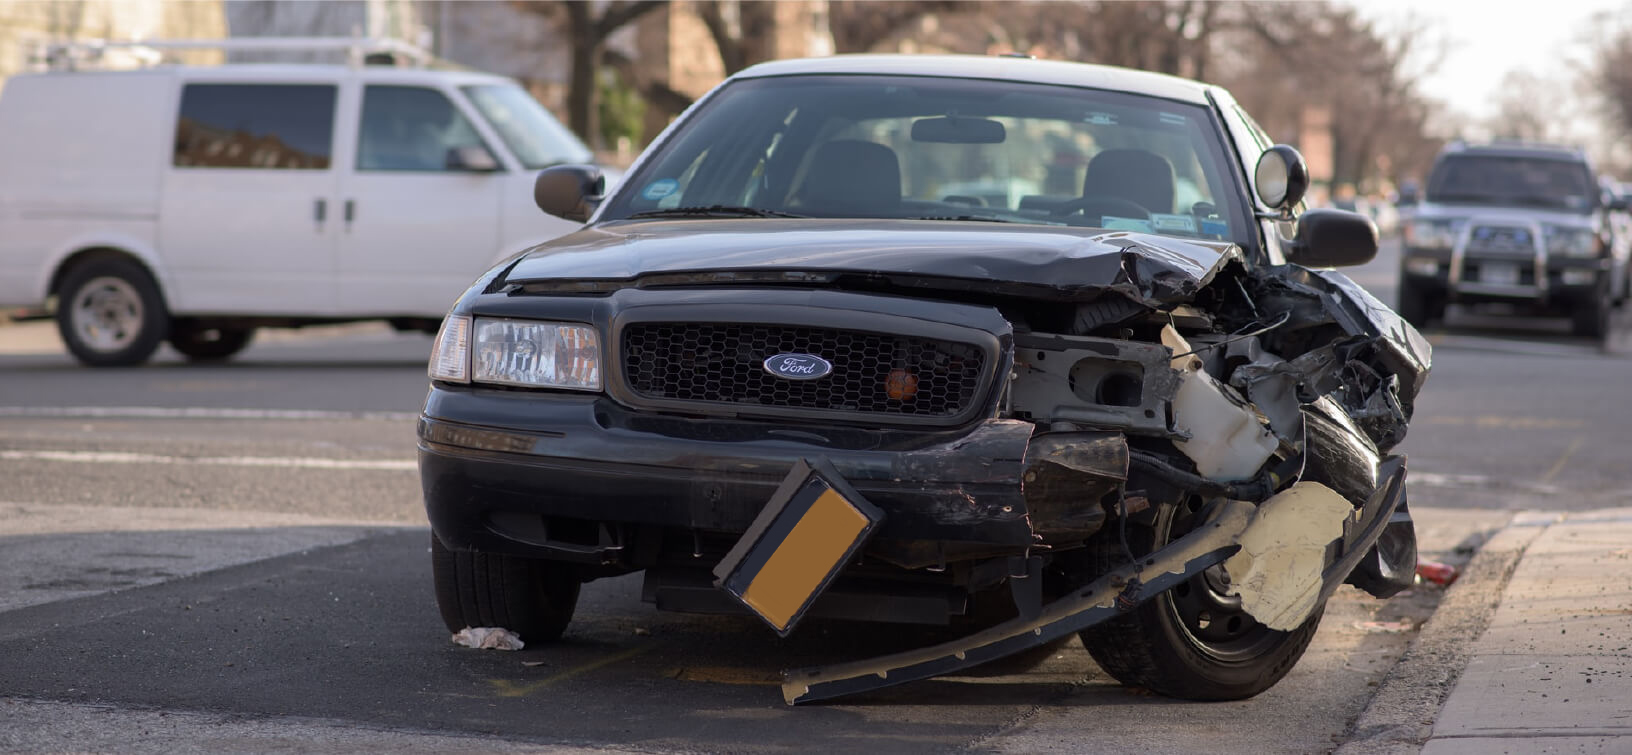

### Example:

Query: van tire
xmin=56 ymin=257 xmax=169 ymax=367
xmin=169 ymin=325 xmax=256 ymax=362
xmin=431 ymin=534 xmax=580 ymax=644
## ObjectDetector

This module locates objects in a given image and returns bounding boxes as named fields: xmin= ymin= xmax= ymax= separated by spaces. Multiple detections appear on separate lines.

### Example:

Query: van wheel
xmin=1571 ymin=289 xmax=1611 ymax=340
xmin=56 ymin=257 xmax=169 ymax=367
xmin=1078 ymin=498 xmax=1324 ymax=701
xmin=431 ymin=535 xmax=580 ymax=643
xmin=169 ymin=325 xmax=256 ymax=362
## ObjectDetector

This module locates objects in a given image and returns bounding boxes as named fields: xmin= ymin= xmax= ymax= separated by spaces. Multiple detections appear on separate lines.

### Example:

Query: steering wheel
xmin=1053 ymin=194 xmax=1152 ymax=224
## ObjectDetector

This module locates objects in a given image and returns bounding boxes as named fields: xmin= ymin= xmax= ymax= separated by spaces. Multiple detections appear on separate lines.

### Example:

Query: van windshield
xmin=463 ymin=84 xmax=593 ymax=169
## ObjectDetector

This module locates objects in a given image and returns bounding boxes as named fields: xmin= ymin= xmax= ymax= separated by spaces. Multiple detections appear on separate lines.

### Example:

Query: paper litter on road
xmin=451 ymin=627 xmax=525 ymax=650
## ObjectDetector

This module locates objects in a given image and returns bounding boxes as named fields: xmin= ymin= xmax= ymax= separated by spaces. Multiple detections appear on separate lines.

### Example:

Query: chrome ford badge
xmin=763 ymin=353 xmax=832 ymax=380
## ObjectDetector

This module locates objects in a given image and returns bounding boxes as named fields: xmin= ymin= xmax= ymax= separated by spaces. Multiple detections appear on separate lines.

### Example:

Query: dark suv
xmin=419 ymin=55 xmax=1428 ymax=705
xmin=1398 ymin=142 xmax=1630 ymax=338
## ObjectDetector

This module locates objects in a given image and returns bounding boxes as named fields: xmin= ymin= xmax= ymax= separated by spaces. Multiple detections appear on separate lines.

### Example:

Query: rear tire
xmin=169 ymin=324 xmax=256 ymax=362
xmin=55 ymin=256 xmax=169 ymax=367
xmin=1078 ymin=498 xmax=1324 ymax=700
xmin=431 ymin=535 xmax=581 ymax=643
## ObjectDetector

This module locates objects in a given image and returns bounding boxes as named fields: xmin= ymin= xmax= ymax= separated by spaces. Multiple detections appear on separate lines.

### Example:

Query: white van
xmin=0 ymin=38 xmax=593 ymax=366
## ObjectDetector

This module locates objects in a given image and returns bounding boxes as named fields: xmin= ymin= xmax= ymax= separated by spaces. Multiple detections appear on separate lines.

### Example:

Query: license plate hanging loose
xmin=712 ymin=458 xmax=884 ymax=637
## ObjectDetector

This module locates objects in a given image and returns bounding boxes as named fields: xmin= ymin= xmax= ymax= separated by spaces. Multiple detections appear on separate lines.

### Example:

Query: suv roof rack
xmin=31 ymin=36 xmax=432 ymax=72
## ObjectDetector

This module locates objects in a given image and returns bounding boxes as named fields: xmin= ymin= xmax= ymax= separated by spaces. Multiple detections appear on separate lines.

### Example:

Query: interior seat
xmin=796 ymin=140 xmax=901 ymax=216
xmin=1081 ymin=148 xmax=1176 ymax=214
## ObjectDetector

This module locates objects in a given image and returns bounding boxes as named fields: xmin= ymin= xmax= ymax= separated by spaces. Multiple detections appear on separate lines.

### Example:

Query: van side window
xmin=358 ymin=86 xmax=495 ymax=172
xmin=173 ymin=84 xmax=336 ymax=169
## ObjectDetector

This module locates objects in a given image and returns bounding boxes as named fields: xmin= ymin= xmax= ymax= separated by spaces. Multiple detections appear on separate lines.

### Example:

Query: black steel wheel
xmin=1078 ymin=498 xmax=1324 ymax=701
xmin=431 ymin=535 xmax=581 ymax=643
xmin=1395 ymin=276 xmax=1443 ymax=329
xmin=169 ymin=324 xmax=256 ymax=362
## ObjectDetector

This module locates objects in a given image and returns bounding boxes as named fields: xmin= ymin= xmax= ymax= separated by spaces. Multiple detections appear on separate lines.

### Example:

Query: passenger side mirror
xmin=1287 ymin=208 xmax=1378 ymax=268
xmin=534 ymin=164 xmax=605 ymax=223
xmin=446 ymin=146 xmax=499 ymax=172
xmin=1253 ymin=145 xmax=1309 ymax=213
xmin=1608 ymin=194 xmax=1631 ymax=212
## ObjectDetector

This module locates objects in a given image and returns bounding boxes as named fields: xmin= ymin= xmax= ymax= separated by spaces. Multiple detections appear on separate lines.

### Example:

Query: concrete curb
xmin=1335 ymin=513 xmax=1548 ymax=754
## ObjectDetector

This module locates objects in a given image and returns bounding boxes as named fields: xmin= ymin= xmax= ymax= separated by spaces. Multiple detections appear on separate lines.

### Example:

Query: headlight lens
xmin=428 ymin=314 xmax=471 ymax=382
xmin=473 ymin=318 xmax=602 ymax=390
xmin=1543 ymin=225 xmax=1600 ymax=257
xmin=1404 ymin=219 xmax=1459 ymax=250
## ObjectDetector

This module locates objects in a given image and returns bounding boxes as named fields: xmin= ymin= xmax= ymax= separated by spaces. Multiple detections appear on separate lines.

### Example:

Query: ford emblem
xmin=763 ymin=353 xmax=832 ymax=380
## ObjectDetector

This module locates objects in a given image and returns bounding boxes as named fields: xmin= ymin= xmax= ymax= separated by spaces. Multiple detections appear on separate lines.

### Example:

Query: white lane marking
xmin=1409 ymin=471 xmax=1563 ymax=496
xmin=0 ymin=406 xmax=419 ymax=421
xmin=0 ymin=449 xmax=415 ymax=471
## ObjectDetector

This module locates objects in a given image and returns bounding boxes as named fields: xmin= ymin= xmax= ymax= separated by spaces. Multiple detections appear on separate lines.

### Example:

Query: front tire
xmin=1395 ymin=275 xmax=1443 ymax=329
xmin=1571 ymin=281 xmax=1611 ymax=340
xmin=431 ymin=535 xmax=580 ymax=643
xmin=169 ymin=324 xmax=256 ymax=362
xmin=56 ymin=256 xmax=169 ymax=367
xmin=1078 ymin=498 xmax=1324 ymax=701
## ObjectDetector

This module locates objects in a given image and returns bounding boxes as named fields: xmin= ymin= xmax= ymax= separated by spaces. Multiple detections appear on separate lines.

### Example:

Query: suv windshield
xmin=600 ymin=75 xmax=1250 ymax=246
xmin=1426 ymin=154 xmax=1597 ymax=213
xmin=463 ymin=84 xmax=594 ymax=169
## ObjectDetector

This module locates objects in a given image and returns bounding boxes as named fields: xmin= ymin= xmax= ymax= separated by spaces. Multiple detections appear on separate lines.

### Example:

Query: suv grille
xmin=621 ymin=323 xmax=987 ymax=419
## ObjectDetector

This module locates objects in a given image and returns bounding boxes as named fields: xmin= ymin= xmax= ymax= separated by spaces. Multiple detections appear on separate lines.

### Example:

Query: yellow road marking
xmin=1541 ymin=437 xmax=1585 ymax=484
xmin=487 ymin=645 xmax=654 ymax=698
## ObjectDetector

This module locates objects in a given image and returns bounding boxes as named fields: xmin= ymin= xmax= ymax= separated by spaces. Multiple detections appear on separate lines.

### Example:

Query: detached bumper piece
xmin=714 ymin=459 xmax=884 ymax=637
xmin=781 ymin=499 xmax=1255 ymax=705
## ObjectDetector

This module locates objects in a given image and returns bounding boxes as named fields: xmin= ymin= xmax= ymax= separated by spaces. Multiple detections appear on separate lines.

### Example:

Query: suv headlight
xmin=428 ymin=315 xmax=603 ymax=391
xmin=1404 ymin=219 xmax=1459 ymax=250
xmin=1543 ymin=225 xmax=1601 ymax=257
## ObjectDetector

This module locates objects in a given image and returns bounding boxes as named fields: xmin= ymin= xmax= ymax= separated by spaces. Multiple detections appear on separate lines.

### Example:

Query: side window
xmin=173 ymin=84 xmax=336 ymax=169
xmin=357 ymin=86 xmax=495 ymax=172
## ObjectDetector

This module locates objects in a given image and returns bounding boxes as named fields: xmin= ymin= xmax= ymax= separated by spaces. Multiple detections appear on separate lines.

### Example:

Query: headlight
xmin=428 ymin=314 xmax=471 ymax=382
xmin=1404 ymin=219 xmax=1459 ymax=250
xmin=1543 ymin=225 xmax=1601 ymax=257
xmin=472 ymin=318 xmax=602 ymax=390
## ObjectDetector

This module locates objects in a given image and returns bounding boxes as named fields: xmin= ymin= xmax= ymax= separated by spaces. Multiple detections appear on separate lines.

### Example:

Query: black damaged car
xmin=419 ymin=55 xmax=1431 ymax=705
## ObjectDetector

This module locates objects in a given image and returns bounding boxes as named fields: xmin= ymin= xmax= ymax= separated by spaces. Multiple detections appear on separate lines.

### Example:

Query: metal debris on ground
xmin=451 ymin=627 xmax=525 ymax=650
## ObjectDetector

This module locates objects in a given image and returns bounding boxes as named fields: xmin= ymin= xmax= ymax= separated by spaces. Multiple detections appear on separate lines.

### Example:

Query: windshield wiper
xmin=915 ymin=214 xmax=1018 ymax=223
xmin=628 ymin=205 xmax=805 ymax=219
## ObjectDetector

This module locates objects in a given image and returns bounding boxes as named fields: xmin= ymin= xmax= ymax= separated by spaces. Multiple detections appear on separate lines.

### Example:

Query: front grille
xmin=621 ymin=323 xmax=988 ymax=419
xmin=1466 ymin=225 xmax=1536 ymax=256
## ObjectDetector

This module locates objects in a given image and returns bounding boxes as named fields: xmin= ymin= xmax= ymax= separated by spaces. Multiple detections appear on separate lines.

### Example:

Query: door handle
xmin=313 ymin=198 xmax=327 ymax=228
xmin=344 ymin=199 xmax=355 ymax=230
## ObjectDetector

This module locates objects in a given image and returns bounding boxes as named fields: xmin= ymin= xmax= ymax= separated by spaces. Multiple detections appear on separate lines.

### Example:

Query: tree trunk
xmin=565 ymin=2 xmax=599 ymax=146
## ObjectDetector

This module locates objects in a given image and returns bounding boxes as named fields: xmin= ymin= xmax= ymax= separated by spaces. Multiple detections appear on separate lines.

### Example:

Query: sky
xmin=1356 ymin=0 xmax=1624 ymax=121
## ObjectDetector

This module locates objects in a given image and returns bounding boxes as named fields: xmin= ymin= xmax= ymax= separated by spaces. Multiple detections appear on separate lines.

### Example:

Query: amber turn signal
xmin=885 ymin=368 xmax=918 ymax=401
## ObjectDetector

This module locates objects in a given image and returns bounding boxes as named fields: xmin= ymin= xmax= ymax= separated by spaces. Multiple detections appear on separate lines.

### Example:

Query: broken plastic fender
xmin=1162 ymin=326 xmax=1278 ymax=481
xmin=1223 ymin=481 xmax=1353 ymax=630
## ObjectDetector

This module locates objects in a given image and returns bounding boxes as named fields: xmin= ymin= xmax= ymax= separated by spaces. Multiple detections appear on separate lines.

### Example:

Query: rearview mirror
xmin=1253 ymin=145 xmax=1309 ymax=211
xmin=446 ymin=146 xmax=499 ymax=172
xmin=534 ymin=164 xmax=605 ymax=223
xmin=1287 ymin=208 xmax=1377 ymax=268
xmin=911 ymin=116 xmax=1005 ymax=144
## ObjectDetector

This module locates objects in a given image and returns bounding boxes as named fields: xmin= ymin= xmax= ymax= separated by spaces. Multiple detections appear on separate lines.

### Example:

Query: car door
xmin=336 ymin=82 xmax=502 ymax=317
xmin=159 ymin=80 xmax=341 ymax=314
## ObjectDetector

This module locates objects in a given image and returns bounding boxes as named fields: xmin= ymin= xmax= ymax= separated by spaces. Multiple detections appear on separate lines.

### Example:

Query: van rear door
xmin=159 ymin=80 xmax=341 ymax=315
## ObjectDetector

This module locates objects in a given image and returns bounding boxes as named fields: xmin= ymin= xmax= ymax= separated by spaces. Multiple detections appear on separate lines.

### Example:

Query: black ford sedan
xmin=419 ymin=55 xmax=1429 ymax=705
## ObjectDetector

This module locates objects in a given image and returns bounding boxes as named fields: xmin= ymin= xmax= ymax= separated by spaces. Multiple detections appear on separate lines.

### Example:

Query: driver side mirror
xmin=1287 ymin=208 xmax=1378 ymax=268
xmin=1253 ymin=145 xmax=1310 ymax=213
xmin=534 ymin=164 xmax=606 ymax=223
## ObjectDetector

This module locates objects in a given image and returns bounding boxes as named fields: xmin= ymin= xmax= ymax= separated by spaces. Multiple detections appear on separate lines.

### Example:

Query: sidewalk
xmin=1346 ymin=508 xmax=1632 ymax=753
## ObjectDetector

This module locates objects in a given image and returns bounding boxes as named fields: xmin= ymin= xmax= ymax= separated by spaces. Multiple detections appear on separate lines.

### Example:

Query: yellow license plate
xmin=712 ymin=459 xmax=883 ymax=636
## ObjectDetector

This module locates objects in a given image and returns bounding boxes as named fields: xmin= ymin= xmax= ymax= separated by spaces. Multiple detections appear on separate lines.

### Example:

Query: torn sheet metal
xmin=1020 ymin=432 xmax=1127 ymax=545
xmin=713 ymin=458 xmax=883 ymax=637
xmin=781 ymin=499 xmax=1255 ymax=705
xmin=1222 ymin=482 xmax=1353 ymax=631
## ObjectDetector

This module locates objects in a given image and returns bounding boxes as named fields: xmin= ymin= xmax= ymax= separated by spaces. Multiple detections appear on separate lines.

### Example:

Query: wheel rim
xmin=1160 ymin=499 xmax=1284 ymax=663
xmin=69 ymin=276 xmax=143 ymax=352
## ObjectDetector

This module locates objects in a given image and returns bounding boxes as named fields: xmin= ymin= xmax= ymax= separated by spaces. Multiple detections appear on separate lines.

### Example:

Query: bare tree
xmin=828 ymin=1 xmax=970 ymax=54
xmin=1587 ymin=6 xmax=1632 ymax=143
xmin=695 ymin=1 xmax=780 ymax=76
xmin=512 ymin=1 xmax=664 ymax=146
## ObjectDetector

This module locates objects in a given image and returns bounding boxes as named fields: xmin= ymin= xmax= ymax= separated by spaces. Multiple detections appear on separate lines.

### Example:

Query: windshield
xmin=462 ymin=84 xmax=593 ymax=169
xmin=1426 ymin=154 xmax=1597 ymax=213
xmin=599 ymin=75 xmax=1251 ymax=246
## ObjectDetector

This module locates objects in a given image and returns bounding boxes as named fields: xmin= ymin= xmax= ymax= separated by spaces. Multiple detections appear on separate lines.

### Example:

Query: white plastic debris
xmin=1161 ymin=326 xmax=1278 ymax=481
xmin=451 ymin=626 xmax=525 ymax=650
xmin=1223 ymin=481 xmax=1353 ymax=630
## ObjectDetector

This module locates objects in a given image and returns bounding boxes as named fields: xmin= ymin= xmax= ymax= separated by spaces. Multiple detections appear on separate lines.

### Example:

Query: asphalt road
xmin=0 ymin=237 xmax=1627 ymax=751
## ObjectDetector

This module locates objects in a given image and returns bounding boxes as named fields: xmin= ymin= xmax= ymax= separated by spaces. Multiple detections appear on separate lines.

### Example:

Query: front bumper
xmin=1401 ymin=216 xmax=1608 ymax=310
xmin=419 ymin=386 xmax=1125 ymax=572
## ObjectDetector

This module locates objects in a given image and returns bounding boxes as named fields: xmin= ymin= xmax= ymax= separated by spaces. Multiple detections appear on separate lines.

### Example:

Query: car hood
xmin=500 ymin=218 xmax=1244 ymax=306
xmin=1413 ymin=201 xmax=1597 ymax=228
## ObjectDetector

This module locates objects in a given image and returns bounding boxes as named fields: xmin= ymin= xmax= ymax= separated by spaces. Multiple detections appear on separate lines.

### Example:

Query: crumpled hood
xmin=501 ymin=218 xmax=1244 ymax=306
